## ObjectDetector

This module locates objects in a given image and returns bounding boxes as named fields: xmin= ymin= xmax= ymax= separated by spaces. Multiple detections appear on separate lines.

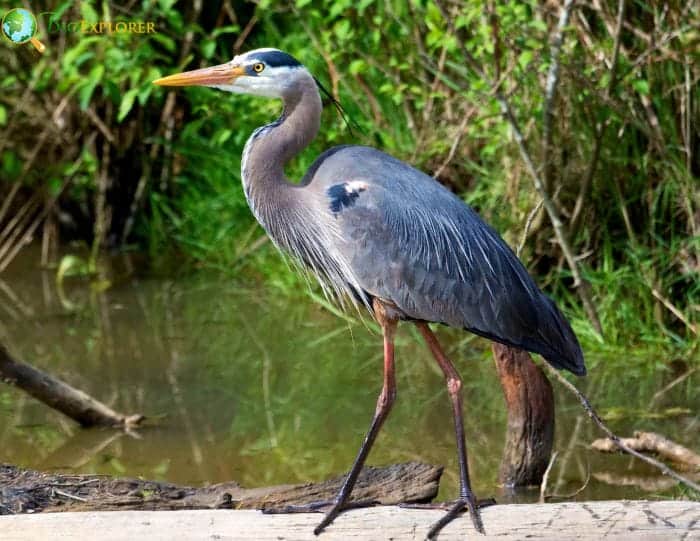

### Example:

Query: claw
xmin=424 ymin=494 xmax=491 ymax=539
xmin=260 ymin=497 xmax=380 ymax=533
xmin=314 ymin=499 xmax=380 ymax=535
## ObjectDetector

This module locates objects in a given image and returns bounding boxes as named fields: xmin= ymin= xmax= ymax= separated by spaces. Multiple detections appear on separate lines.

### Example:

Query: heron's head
xmin=153 ymin=48 xmax=308 ymax=98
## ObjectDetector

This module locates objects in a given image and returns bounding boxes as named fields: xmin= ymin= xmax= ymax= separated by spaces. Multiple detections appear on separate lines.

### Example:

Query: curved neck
xmin=241 ymin=73 xmax=322 ymax=227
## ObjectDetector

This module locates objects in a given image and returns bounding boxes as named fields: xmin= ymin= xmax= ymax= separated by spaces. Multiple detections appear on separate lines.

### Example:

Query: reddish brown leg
xmin=313 ymin=300 xmax=399 ymax=535
xmin=416 ymin=322 xmax=485 ymax=538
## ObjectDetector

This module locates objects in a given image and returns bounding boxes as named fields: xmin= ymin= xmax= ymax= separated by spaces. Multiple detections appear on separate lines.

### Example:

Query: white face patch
xmin=210 ymin=55 xmax=305 ymax=98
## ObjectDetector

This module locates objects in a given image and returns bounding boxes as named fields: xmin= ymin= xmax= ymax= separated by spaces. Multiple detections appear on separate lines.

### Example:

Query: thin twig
xmin=232 ymin=14 xmax=258 ymax=54
xmin=649 ymin=368 xmax=698 ymax=408
xmin=434 ymin=0 xmax=602 ymax=334
xmin=432 ymin=107 xmax=476 ymax=180
xmin=649 ymin=286 xmax=697 ymax=336
xmin=542 ymin=0 xmax=575 ymax=193
xmin=0 ymin=178 xmax=71 ymax=273
xmin=550 ymin=467 xmax=591 ymax=500
xmin=517 ymin=198 xmax=544 ymax=257
xmin=52 ymin=489 xmax=87 ymax=503
xmin=539 ymin=451 xmax=558 ymax=503
xmin=544 ymin=363 xmax=700 ymax=494
xmin=570 ymin=0 xmax=625 ymax=240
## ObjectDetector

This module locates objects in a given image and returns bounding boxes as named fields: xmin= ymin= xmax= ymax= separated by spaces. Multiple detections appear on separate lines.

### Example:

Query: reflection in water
xmin=0 ymin=246 xmax=698 ymax=502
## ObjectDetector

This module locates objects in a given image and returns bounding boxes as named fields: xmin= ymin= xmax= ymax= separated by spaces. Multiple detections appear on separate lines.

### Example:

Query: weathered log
xmin=492 ymin=343 xmax=555 ymax=488
xmin=591 ymin=431 xmax=700 ymax=471
xmin=0 ymin=343 xmax=143 ymax=428
xmin=0 ymin=462 xmax=441 ymax=514
xmin=1 ymin=501 xmax=698 ymax=540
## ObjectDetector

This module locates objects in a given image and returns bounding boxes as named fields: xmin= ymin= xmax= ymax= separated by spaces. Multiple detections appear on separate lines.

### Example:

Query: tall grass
xmin=0 ymin=1 xmax=696 ymax=359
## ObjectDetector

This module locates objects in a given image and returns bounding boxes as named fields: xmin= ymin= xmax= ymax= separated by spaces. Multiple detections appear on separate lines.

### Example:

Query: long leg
xmin=416 ymin=322 xmax=485 ymax=538
xmin=314 ymin=300 xmax=398 ymax=535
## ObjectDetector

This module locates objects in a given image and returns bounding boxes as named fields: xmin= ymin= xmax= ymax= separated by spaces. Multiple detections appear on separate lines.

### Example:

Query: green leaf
xmin=518 ymin=50 xmax=533 ymax=69
xmin=201 ymin=39 xmax=216 ymax=59
xmin=2 ymin=151 xmax=21 ymax=178
xmin=118 ymin=88 xmax=139 ymax=122
xmin=150 ymin=33 xmax=176 ymax=53
xmin=78 ymin=64 xmax=104 ymax=110
xmin=632 ymin=79 xmax=650 ymax=95
xmin=0 ymin=105 xmax=6 ymax=126
xmin=80 ymin=1 xmax=99 ymax=23
xmin=212 ymin=25 xmax=240 ymax=38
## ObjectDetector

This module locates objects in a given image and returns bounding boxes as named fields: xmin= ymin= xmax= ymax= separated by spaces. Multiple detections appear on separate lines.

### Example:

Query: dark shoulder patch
xmin=257 ymin=50 xmax=302 ymax=68
xmin=327 ymin=182 xmax=367 ymax=214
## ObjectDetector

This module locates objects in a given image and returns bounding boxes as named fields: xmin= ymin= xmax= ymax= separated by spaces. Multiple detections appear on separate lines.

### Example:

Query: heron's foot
xmin=399 ymin=496 xmax=496 ymax=511
xmin=261 ymin=498 xmax=378 ymax=520
xmin=402 ymin=494 xmax=492 ymax=539
xmin=312 ymin=498 xmax=380 ymax=535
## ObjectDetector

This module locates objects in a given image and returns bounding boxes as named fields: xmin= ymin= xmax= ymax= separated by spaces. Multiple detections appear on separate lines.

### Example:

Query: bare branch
xmin=542 ymin=0 xmax=575 ymax=193
xmin=539 ymin=451 xmax=558 ymax=503
xmin=0 ymin=342 xmax=144 ymax=428
xmin=516 ymin=198 xmax=544 ymax=257
xmin=544 ymin=363 xmax=700 ymax=494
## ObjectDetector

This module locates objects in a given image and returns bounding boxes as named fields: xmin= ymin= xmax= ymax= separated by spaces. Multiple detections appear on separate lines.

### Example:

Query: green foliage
xmin=0 ymin=0 xmax=697 ymax=359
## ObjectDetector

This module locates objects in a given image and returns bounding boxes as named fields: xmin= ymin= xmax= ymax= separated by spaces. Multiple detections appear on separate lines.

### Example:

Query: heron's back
xmin=301 ymin=146 xmax=586 ymax=376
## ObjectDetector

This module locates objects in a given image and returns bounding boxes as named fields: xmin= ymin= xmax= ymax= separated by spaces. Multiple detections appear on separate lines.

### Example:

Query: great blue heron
xmin=154 ymin=48 xmax=586 ymax=538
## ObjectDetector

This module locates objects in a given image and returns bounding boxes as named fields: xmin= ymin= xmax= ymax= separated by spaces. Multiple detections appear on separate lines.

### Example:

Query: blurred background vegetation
xmin=0 ymin=0 xmax=698 ymax=360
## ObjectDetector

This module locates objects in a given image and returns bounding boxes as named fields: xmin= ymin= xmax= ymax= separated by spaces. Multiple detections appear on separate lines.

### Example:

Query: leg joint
xmin=376 ymin=385 xmax=396 ymax=413
xmin=447 ymin=376 xmax=462 ymax=396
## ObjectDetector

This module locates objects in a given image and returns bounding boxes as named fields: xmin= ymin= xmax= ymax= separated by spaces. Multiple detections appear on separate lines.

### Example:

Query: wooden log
xmin=1 ymin=501 xmax=698 ymax=540
xmin=0 ymin=343 xmax=143 ymax=428
xmin=592 ymin=431 xmax=700 ymax=471
xmin=492 ymin=343 xmax=555 ymax=488
xmin=0 ymin=462 xmax=441 ymax=514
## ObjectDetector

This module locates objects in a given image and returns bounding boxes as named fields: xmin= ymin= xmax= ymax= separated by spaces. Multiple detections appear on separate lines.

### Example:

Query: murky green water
xmin=0 ymin=247 xmax=697 ymax=503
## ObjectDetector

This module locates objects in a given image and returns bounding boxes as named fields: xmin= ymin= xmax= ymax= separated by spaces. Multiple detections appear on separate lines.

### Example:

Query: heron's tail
xmin=529 ymin=295 xmax=586 ymax=376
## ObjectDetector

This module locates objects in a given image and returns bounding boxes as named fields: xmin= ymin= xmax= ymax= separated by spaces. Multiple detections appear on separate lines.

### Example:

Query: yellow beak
xmin=153 ymin=63 xmax=246 ymax=87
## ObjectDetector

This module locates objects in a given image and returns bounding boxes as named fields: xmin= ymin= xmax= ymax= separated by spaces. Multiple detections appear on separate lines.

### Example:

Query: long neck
xmin=241 ymin=74 xmax=322 ymax=231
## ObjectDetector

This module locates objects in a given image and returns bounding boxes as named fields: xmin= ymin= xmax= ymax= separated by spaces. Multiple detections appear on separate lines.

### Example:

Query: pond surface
xmin=0 ymin=246 xmax=698 ymax=503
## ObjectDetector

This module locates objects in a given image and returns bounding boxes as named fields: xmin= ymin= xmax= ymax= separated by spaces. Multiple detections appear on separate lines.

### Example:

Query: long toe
xmin=399 ymin=497 xmax=496 ymax=511
xmin=313 ymin=499 xmax=380 ymax=535
xmin=261 ymin=500 xmax=333 ymax=514
xmin=465 ymin=493 xmax=485 ymax=534
xmin=314 ymin=503 xmax=343 ymax=536
xmin=426 ymin=496 xmax=486 ymax=539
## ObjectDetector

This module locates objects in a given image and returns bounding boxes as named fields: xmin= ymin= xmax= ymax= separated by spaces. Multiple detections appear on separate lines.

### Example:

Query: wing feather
xmin=297 ymin=145 xmax=584 ymax=374
xmin=326 ymin=161 xmax=583 ymax=374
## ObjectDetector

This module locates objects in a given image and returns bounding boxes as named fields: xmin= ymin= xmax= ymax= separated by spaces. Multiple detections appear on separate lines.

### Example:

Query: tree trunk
xmin=492 ymin=343 xmax=554 ymax=488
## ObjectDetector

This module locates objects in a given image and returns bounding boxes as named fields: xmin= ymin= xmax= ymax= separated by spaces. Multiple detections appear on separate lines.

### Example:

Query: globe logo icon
xmin=1 ymin=8 xmax=46 ymax=53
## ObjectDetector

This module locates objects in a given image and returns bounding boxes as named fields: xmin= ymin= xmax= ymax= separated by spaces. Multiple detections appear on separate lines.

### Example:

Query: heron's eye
xmin=253 ymin=63 xmax=265 ymax=73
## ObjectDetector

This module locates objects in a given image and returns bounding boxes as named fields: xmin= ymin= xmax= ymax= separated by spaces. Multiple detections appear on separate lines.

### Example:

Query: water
xmin=0 ymin=246 xmax=697 ymax=503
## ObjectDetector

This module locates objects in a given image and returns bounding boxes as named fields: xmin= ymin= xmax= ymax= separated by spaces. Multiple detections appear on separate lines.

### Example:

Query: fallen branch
xmin=543 ymin=363 xmax=700 ymax=494
xmin=0 ymin=462 xmax=441 ymax=514
xmin=592 ymin=431 xmax=700 ymax=471
xmin=0 ymin=343 xmax=143 ymax=429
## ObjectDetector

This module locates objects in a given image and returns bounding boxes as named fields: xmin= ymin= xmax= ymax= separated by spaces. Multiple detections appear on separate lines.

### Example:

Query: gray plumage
xmin=154 ymin=47 xmax=587 ymax=537
xmin=239 ymin=51 xmax=585 ymax=376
